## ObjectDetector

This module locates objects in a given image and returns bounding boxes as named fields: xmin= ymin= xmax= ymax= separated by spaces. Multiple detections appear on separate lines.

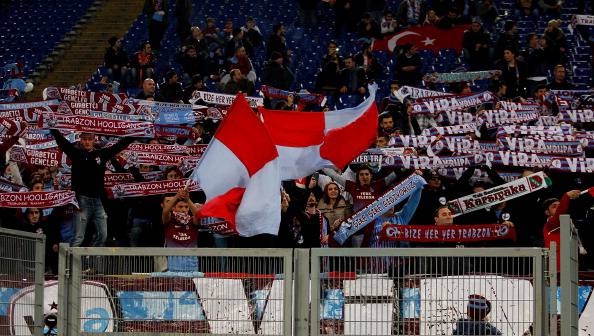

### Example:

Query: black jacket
xmin=50 ymin=129 xmax=134 ymax=198
xmin=261 ymin=61 xmax=294 ymax=90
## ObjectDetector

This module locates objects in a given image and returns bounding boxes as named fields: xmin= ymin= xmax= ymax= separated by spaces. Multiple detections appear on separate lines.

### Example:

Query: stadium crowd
xmin=0 ymin=0 xmax=593 ymax=276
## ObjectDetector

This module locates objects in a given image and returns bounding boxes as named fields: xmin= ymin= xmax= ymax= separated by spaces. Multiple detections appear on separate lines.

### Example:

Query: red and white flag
xmin=260 ymin=85 xmax=379 ymax=180
xmin=372 ymin=25 xmax=469 ymax=53
xmin=190 ymin=94 xmax=281 ymax=237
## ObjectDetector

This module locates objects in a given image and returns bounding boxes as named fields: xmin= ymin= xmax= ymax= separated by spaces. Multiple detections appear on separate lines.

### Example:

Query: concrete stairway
xmin=30 ymin=0 xmax=145 ymax=99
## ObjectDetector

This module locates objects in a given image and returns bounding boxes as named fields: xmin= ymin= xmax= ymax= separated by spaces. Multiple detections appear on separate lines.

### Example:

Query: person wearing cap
xmin=453 ymin=294 xmax=502 ymax=335
xmin=262 ymin=51 xmax=294 ymax=91
xmin=462 ymin=17 xmax=492 ymax=70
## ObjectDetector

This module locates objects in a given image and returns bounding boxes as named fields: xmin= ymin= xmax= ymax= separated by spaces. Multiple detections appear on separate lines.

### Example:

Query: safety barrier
xmin=3 ymin=218 xmax=585 ymax=336
xmin=309 ymin=247 xmax=550 ymax=336
xmin=56 ymin=247 xmax=292 ymax=335
xmin=0 ymin=227 xmax=45 ymax=336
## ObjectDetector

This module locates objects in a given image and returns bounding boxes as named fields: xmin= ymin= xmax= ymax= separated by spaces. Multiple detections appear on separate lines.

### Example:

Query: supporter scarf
xmin=84 ymin=111 xmax=152 ymax=122
xmin=179 ymin=157 xmax=200 ymax=175
xmin=0 ymin=190 xmax=78 ymax=209
xmin=483 ymin=151 xmax=559 ymax=168
xmin=549 ymin=157 xmax=594 ymax=173
xmin=498 ymin=101 xmax=540 ymax=111
xmin=39 ymin=113 xmax=155 ymax=138
xmin=575 ymin=14 xmax=594 ymax=26
xmin=436 ymin=167 xmax=522 ymax=183
xmin=423 ymin=70 xmax=500 ymax=83
xmin=120 ymin=150 xmax=189 ymax=166
xmin=58 ymin=101 xmax=149 ymax=115
xmin=396 ymin=86 xmax=450 ymax=100
xmin=381 ymin=224 xmax=516 ymax=242
xmin=58 ymin=171 xmax=163 ymax=189
xmin=186 ymin=144 xmax=207 ymax=156
xmin=422 ymin=123 xmax=478 ymax=136
xmin=10 ymin=146 xmax=70 ymax=169
xmin=200 ymin=217 xmax=236 ymax=235
xmin=154 ymin=107 xmax=197 ymax=125
xmin=0 ymin=118 xmax=27 ymax=141
xmin=497 ymin=137 xmax=583 ymax=155
xmin=43 ymin=87 xmax=127 ymax=104
xmin=550 ymin=89 xmax=593 ymax=101
xmin=353 ymin=152 xmax=479 ymax=170
xmin=558 ymin=109 xmax=594 ymax=123
xmin=479 ymin=110 xmax=540 ymax=128
xmin=447 ymin=172 xmax=551 ymax=217
xmin=332 ymin=173 xmax=426 ymax=245
xmin=107 ymin=178 xmax=199 ymax=199
xmin=260 ymin=85 xmax=326 ymax=107
xmin=428 ymin=137 xmax=497 ymax=155
xmin=389 ymin=134 xmax=433 ymax=148
xmin=0 ymin=105 xmax=58 ymax=123
xmin=0 ymin=177 xmax=25 ymax=192
xmin=189 ymin=91 xmax=264 ymax=108
xmin=579 ymin=94 xmax=594 ymax=107
xmin=154 ymin=124 xmax=197 ymax=139
xmin=0 ymin=100 xmax=60 ymax=110
xmin=126 ymin=143 xmax=189 ymax=154
xmin=496 ymin=125 xmax=573 ymax=138
xmin=25 ymin=133 xmax=78 ymax=150
xmin=536 ymin=116 xmax=559 ymax=126
xmin=437 ymin=110 xmax=475 ymax=125
xmin=412 ymin=92 xmax=495 ymax=114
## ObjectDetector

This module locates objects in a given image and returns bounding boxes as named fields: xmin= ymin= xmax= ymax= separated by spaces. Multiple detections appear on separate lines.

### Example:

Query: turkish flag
xmin=371 ymin=25 xmax=469 ymax=53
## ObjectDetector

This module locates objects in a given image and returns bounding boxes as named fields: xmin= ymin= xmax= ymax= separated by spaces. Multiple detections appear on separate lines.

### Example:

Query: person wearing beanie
xmin=453 ymin=294 xmax=502 ymax=335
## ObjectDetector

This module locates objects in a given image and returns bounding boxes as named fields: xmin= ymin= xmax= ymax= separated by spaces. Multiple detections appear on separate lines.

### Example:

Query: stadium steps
xmin=30 ymin=0 xmax=145 ymax=99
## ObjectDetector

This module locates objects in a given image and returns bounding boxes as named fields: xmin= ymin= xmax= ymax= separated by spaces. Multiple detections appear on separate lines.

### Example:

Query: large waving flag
xmin=260 ymin=85 xmax=379 ymax=180
xmin=190 ymin=94 xmax=281 ymax=236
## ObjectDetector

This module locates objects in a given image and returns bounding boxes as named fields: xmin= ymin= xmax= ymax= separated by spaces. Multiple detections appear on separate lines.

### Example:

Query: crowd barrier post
xmin=0 ymin=227 xmax=45 ymax=336
xmin=560 ymin=215 xmax=579 ymax=336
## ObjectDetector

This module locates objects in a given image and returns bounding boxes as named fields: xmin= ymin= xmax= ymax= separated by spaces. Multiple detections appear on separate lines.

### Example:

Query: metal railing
xmin=0 ymin=227 xmax=45 ymax=336
xmin=560 ymin=215 xmax=579 ymax=336
xmin=58 ymin=246 xmax=293 ymax=335
xmin=55 ymin=244 xmax=568 ymax=335
xmin=309 ymin=248 xmax=550 ymax=336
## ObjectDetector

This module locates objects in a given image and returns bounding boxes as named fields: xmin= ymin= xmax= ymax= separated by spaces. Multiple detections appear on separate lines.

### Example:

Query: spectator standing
xmin=357 ymin=13 xmax=381 ymax=39
xmin=104 ymin=37 xmax=130 ymax=86
xmin=516 ymin=0 xmax=539 ymax=18
xmin=317 ymin=182 xmax=353 ymax=231
xmin=547 ymin=64 xmax=575 ymax=90
xmin=354 ymin=42 xmax=383 ymax=80
xmin=398 ymin=0 xmax=427 ymax=27
xmin=380 ymin=10 xmax=399 ymax=36
xmin=158 ymin=70 xmax=185 ymax=103
xmin=539 ymin=0 xmax=562 ymax=16
xmin=224 ymin=69 xmax=255 ymax=95
xmin=520 ymin=33 xmax=548 ymax=94
xmin=241 ymin=17 xmax=263 ymax=49
xmin=132 ymin=42 xmax=156 ymax=85
xmin=175 ymin=0 xmax=192 ymax=43
xmin=496 ymin=48 xmax=527 ymax=98
xmin=49 ymin=130 xmax=134 ymax=248
xmin=136 ymin=78 xmax=156 ymax=99
xmin=462 ymin=18 xmax=492 ymax=70
xmin=178 ymin=45 xmax=207 ymax=85
xmin=321 ymin=41 xmax=343 ymax=70
xmin=339 ymin=55 xmax=368 ymax=95
xmin=395 ymin=44 xmax=422 ymax=86
xmin=494 ymin=20 xmax=520 ymax=62
xmin=262 ymin=52 xmax=295 ymax=91
xmin=267 ymin=24 xmax=289 ymax=61
xmin=543 ymin=19 xmax=567 ymax=66
xmin=144 ymin=0 xmax=168 ymax=51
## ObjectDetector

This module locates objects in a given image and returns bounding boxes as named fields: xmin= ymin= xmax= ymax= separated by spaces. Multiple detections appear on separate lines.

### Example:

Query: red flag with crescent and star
xmin=371 ymin=25 xmax=470 ymax=53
